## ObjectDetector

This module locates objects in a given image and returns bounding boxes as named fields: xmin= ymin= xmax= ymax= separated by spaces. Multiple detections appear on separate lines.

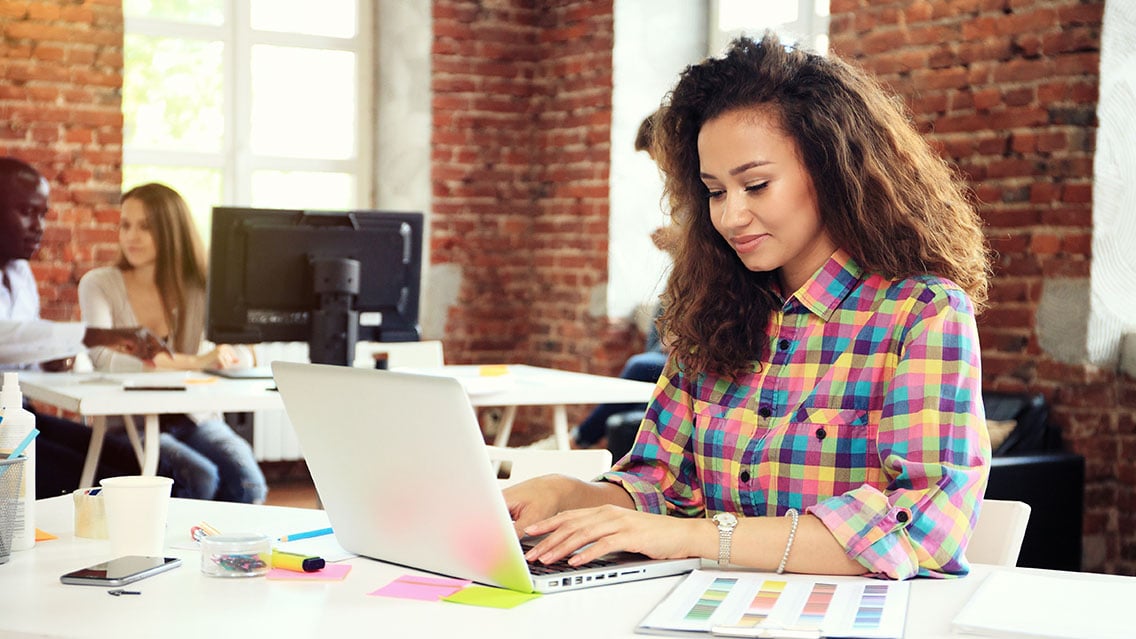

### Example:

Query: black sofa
xmin=605 ymin=390 xmax=1084 ymax=571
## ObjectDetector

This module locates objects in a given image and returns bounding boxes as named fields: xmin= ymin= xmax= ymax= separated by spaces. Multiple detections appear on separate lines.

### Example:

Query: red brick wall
xmin=0 ymin=0 xmax=124 ymax=322
xmin=829 ymin=0 xmax=1128 ymax=573
xmin=432 ymin=0 xmax=632 ymax=440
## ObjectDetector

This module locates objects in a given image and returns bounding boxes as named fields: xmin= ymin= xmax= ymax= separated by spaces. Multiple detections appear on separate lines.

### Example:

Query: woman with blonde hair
xmin=506 ymin=32 xmax=991 ymax=580
xmin=79 ymin=183 xmax=267 ymax=503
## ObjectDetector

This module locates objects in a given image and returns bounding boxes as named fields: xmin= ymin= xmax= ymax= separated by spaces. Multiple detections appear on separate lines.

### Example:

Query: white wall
xmin=373 ymin=2 xmax=449 ymax=339
xmin=607 ymin=0 xmax=708 ymax=324
xmin=1088 ymin=0 xmax=1136 ymax=366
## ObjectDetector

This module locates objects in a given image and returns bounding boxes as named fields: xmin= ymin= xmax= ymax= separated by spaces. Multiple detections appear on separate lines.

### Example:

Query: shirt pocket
xmin=758 ymin=407 xmax=882 ymax=507
xmin=691 ymin=401 xmax=759 ymax=510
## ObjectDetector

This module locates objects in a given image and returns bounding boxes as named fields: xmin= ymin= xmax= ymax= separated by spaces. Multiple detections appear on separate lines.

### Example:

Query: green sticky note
xmin=441 ymin=585 xmax=541 ymax=609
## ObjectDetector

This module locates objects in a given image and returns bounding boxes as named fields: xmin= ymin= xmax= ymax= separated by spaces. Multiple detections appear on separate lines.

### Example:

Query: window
xmin=122 ymin=0 xmax=372 ymax=243
xmin=710 ymin=0 xmax=830 ymax=55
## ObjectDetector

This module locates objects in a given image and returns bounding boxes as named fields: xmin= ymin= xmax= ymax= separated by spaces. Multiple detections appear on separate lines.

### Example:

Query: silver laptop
xmin=272 ymin=361 xmax=701 ymax=593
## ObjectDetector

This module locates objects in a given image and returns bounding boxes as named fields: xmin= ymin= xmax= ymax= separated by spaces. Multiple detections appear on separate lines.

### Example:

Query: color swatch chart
xmin=637 ymin=570 xmax=909 ymax=638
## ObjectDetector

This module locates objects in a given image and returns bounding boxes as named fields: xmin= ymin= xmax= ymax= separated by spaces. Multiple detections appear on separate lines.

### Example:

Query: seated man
xmin=1 ymin=157 xmax=168 ymax=497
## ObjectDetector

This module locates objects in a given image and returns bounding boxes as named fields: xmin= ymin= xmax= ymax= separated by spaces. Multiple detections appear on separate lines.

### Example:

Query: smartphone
xmin=60 ymin=556 xmax=182 ymax=586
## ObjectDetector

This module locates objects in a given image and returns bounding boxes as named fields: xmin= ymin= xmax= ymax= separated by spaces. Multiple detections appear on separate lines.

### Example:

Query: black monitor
xmin=206 ymin=207 xmax=423 ymax=367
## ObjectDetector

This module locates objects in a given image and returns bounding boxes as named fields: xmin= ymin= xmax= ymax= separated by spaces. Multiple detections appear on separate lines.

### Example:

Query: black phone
xmin=60 ymin=556 xmax=182 ymax=586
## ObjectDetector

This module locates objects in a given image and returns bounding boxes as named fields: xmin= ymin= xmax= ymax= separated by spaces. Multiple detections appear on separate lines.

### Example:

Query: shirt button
xmin=740 ymin=470 xmax=750 ymax=483
xmin=897 ymin=511 xmax=910 ymax=523
xmin=778 ymin=339 xmax=791 ymax=350
xmin=758 ymin=406 xmax=771 ymax=418
xmin=815 ymin=428 xmax=826 ymax=441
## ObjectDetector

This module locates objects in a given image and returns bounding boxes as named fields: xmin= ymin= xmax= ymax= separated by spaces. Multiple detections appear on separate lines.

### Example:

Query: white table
xmin=20 ymin=372 xmax=284 ymax=488
xmin=20 ymin=365 xmax=656 ymax=487
xmin=3 ymin=496 xmax=1126 ymax=638
xmin=418 ymin=364 xmax=657 ymax=449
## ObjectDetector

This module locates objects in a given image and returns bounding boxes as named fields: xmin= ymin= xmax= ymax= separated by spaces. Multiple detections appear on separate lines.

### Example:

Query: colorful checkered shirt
xmin=600 ymin=250 xmax=990 ymax=580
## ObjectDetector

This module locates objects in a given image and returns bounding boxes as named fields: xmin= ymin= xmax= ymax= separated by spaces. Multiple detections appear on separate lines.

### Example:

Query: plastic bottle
xmin=0 ymin=372 xmax=36 ymax=551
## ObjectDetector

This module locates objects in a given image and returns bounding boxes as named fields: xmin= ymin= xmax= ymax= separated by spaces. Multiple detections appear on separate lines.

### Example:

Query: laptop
xmin=271 ymin=361 xmax=701 ymax=593
xmin=205 ymin=365 xmax=275 ymax=379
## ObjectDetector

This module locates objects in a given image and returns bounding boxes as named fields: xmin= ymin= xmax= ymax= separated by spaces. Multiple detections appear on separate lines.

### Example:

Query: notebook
xmin=271 ymin=361 xmax=701 ymax=594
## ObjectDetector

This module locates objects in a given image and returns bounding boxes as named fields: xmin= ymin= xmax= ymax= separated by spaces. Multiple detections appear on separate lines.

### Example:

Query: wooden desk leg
xmin=141 ymin=414 xmax=160 ymax=475
xmin=491 ymin=405 xmax=518 ymax=447
xmin=552 ymin=405 xmax=571 ymax=450
xmin=79 ymin=417 xmax=107 ymax=488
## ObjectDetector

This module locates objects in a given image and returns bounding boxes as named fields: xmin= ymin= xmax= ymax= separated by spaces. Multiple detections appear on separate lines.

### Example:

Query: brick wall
xmin=432 ymin=0 xmax=631 ymax=440
xmin=828 ymin=0 xmax=1130 ymax=573
xmin=1 ymin=0 xmax=123 ymax=322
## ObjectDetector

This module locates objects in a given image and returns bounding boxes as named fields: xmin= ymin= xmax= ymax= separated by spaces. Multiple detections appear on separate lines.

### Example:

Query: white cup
xmin=99 ymin=476 xmax=174 ymax=557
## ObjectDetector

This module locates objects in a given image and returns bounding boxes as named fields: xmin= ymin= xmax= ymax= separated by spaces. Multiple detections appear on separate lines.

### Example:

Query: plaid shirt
xmin=600 ymin=250 xmax=990 ymax=580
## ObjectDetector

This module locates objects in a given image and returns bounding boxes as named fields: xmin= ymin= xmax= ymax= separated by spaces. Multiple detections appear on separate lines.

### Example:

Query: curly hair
xmin=118 ymin=182 xmax=208 ymax=355
xmin=653 ymin=32 xmax=990 ymax=379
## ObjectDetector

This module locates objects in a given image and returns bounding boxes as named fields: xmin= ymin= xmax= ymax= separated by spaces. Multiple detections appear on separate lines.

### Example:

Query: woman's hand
xmin=202 ymin=345 xmax=241 ymax=370
xmin=503 ymin=474 xmax=576 ymax=537
xmin=521 ymin=504 xmax=709 ymax=567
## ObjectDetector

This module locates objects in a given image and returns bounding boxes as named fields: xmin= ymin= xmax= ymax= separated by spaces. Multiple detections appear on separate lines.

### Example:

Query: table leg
xmin=141 ymin=414 xmax=160 ymax=475
xmin=79 ymin=417 xmax=107 ymax=488
xmin=122 ymin=415 xmax=145 ymax=466
xmin=552 ymin=405 xmax=571 ymax=450
xmin=491 ymin=405 xmax=519 ymax=447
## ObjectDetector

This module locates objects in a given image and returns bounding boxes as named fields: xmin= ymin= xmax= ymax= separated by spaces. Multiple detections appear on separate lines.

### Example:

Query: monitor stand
xmin=309 ymin=257 xmax=360 ymax=368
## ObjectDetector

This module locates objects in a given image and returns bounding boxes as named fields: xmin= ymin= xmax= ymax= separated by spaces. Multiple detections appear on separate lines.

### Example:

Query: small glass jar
xmin=200 ymin=534 xmax=271 ymax=578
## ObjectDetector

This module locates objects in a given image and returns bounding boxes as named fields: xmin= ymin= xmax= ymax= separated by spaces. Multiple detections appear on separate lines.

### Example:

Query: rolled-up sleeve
xmin=808 ymin=286 xmax=990 ymax=579
xmin=600 ymin=359 xmax=705 ymax=517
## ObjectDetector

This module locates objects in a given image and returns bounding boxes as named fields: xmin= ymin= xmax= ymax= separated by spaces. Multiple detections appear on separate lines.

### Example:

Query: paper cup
xmin=99 ymin=476 xmax=174 ymax=557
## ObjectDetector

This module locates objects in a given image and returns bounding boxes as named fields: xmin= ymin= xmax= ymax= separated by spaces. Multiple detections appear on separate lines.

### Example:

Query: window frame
xmin=122 ymin=1 xmax=374 ymax=209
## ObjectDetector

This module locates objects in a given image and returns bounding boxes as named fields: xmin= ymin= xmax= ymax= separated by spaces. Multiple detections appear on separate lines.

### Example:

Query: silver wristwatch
xmin=712 ymin=512 xmax=738 ymax=568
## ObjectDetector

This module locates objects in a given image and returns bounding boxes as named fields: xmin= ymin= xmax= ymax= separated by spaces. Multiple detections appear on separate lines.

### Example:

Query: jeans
xmin=155 ymin=415 xmax=268 ymax=504
xmin=574 ymin=351 xmax=668 ymax=447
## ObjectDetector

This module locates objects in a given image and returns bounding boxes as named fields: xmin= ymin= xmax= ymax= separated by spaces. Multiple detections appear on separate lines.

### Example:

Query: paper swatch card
xmin=637 ymin=569 xmax=908 ymax=638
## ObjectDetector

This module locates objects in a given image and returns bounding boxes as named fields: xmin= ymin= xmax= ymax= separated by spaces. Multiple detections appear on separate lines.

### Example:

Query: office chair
xmin=967 ymin=499 xmax=1032 ymax=566
xmin=486 ymin=445 xmax=613 ymax=488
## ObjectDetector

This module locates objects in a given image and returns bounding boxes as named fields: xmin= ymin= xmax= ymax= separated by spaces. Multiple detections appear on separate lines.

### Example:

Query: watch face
xmin=714 ymin=512 xmax=738 ymax=528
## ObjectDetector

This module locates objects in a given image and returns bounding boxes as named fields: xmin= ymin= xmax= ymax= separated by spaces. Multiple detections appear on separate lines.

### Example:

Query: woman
xmin=79 ymin=183 xmax=268 ymax=504
xmin=506 ymin=33 xmax=991 ymax=580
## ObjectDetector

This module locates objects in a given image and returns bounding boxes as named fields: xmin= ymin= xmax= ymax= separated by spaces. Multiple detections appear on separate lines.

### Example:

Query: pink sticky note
xmin=369 ymin=574 xmax=472 ymax=601
xmin=266 ymin=564 xmax=352 ymax=581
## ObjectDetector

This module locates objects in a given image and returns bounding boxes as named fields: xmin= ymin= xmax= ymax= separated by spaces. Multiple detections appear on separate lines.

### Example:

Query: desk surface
xmin=19 ymin=365 xmax=656 ymax=413
xmin=3 ymin=496 xmax=1115 ymax=639
xmin=19 ymin=371 xmax=284 ymax=416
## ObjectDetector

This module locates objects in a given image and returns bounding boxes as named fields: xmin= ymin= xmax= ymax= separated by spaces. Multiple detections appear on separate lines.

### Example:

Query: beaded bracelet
xmin=776 ymin=508 xmax=800 ymax=574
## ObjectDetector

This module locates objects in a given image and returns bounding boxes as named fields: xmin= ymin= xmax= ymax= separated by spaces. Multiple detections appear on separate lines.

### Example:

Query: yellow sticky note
xmin=442 ymin=585 xmax=541 ymax=609
xmin=478 ymin=365 xmax=509 ymax=377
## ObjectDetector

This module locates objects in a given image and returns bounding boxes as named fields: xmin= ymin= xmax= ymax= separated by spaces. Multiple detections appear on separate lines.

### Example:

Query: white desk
xmin=423 ymin=364 xmax=657 ymax=449
xmin=4 ymin=496 xmax=1127 ymax=638
xmin=19 ymin=372 xmax=283 ymax=487
xmin=20 ymin=365 xmax=656 ymax=486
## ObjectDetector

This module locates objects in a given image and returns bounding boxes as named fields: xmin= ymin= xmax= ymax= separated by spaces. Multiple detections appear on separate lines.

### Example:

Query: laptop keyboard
xmin=521 ymin=541 xmax=618 ymax=575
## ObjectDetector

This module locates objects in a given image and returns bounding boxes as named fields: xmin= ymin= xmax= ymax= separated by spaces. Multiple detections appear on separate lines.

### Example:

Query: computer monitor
xmin=206 ymin=207 xmax=423 ymax=367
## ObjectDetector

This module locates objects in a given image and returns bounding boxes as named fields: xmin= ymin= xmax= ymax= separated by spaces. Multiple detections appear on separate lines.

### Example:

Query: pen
xmin=0 ymin=428 xmax=40 ymax=480
xmin=271 ymin=549 xmax=326 ymax=572
xmin=5 ymin=427 xmax=39 ymax=460
xmin=278 ymin=527 xmax=334 ymax=542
